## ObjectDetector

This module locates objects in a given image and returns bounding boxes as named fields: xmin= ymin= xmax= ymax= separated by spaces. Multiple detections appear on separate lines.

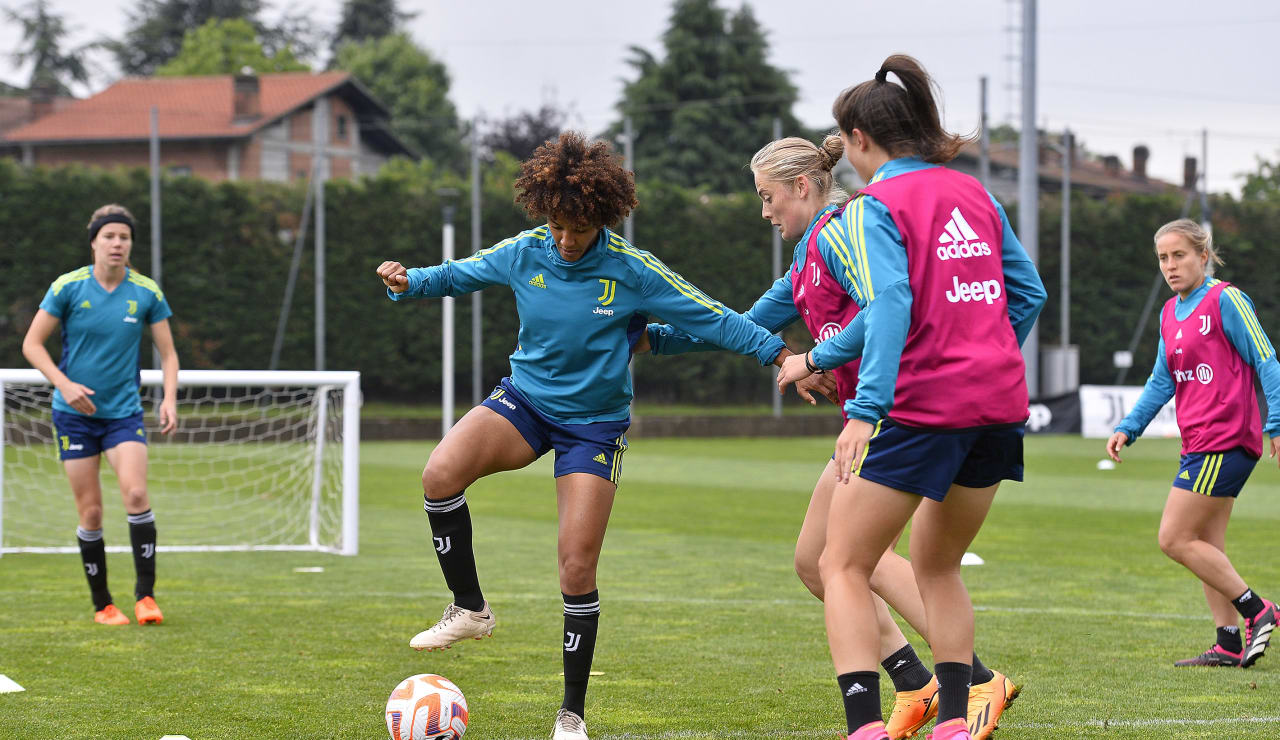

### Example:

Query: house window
xmin=168 ymin=165 xmax=192 ymax=177
xmin=337 ymin=115 xmax=348 ymax=140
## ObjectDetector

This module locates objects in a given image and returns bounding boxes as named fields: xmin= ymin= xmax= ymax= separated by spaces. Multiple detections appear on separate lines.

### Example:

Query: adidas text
xmin=944 ymin=275 xmax=1001 ymax=305
xmin=936 ymin=241 xmax=992 ymax=261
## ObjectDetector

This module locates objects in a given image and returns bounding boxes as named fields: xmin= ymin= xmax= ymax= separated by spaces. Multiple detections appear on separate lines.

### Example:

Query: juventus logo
xmin=141 ymin=544 xmax=155 ymax=559
xmin=1199 ymin=315 xmax=1212 ymax=335
xmin=433 ymin=537 xmax=452 ymax=555
xmin=564 ymin=631 xmax=582 ymax=652
xmin=810 ymin=262 xmax=821 ymax=287
xmin=597 ymin=279 xmax=617 ymax=306
xmin=85 ymin=563 xmax=99 ymax=576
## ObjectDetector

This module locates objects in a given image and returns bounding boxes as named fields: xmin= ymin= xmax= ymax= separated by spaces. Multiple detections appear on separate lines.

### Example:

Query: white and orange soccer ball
xmin=385 ymin=673 xmax=469 ymax=740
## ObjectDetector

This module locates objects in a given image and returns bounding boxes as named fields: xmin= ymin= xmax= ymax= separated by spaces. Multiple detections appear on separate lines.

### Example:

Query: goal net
xmin=1 ymin=369 xmax=360 ymax=556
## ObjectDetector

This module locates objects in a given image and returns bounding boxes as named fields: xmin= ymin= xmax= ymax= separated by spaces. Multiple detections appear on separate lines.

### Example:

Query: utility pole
xmin=622 ymin=116 xmax=635 ymax=243
xmin=149 ymin=106 xmax=162 ymax=369
xmin=439 ymin=189 xmax=460 ymax=435
xmin=1018 ymin=0 xmax=1039 ymax=397
xmin=771 ymin=116 xmax=783 ymax=418
xmin=979 ymin=77 xmax=991 ymax=187
xmin=313 ymin=98 xmax=329 ymax=371
xmin=471 ymin=116 xmax=483 ymax=405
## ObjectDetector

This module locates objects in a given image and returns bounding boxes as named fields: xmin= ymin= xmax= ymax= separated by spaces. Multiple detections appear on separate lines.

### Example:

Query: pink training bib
xmin=1160 ymin=281 xmax=1262 ymax=458
xmin=792 ymin=206 xmax=861 ymax=418
xmin=859 ymin=168 xmax=1027 ymax=428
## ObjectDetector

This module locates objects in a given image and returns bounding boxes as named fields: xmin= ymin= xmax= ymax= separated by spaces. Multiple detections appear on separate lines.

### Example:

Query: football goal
xmin=1 ymin=369 xmax=360 ymax=556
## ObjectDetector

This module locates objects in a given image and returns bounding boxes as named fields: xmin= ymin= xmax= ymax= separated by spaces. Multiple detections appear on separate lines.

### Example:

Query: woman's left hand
xmin=777 ymin=352 xmax=814 ymax=393
xmin=158 ymin=398 xmax=178 ymax=435
xmin=794 ymin=372 xmax=838 ymax=405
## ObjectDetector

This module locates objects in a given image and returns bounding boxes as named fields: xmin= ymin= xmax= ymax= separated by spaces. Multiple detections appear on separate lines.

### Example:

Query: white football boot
xmin=409 ymin=601 xmax=496 ymax=651
xmin=551 ymin=708 xmax=589 ymax=740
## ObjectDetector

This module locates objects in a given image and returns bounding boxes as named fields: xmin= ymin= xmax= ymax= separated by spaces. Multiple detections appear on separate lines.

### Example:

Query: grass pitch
xmin=1 ymin=435 xmax=1278 ymax=739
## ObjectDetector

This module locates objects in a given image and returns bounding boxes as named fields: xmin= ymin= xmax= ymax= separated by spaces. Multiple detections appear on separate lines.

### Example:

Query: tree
xmin=607 ymin=0 xmax=804 ymax=193
xmin=157 ymin=18 xmax=308 ymax=76
xmin=4 ymin=0 xmax=90 ymax=95
xmin=333 ymin=33 xmax=464 ymax=168
xmin=1241 ymin=154 xmax=1280 ymax=202
xmin=109 ymin=0 xmax=319 ymax=75
xmin=329 ymin=0 xmax=415 ymax=59
xmin=482 ymin=105 xmax=567 ymax=161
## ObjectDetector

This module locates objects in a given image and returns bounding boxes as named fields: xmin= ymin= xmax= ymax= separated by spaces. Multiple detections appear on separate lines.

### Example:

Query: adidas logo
xmin=844 ymin=682 xmax=868 ymax=696
xmin=891 ymin=659 xmax=908 ymax=670
xmin=80 ymin=300 xmax=92 ymax=308
xmin=529 ymin=273 xmax=547 ymax=289
xmin=935 ymin=207 xmax=991 ymax=261
xmin=592 ymin=453 xmax=608 ymax=465
xmin=1179 ymin=470 xmax=1191 ymax=480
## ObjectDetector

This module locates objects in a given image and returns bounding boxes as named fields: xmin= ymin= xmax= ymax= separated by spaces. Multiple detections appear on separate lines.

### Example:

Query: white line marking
xmin=1018 ymin=716 xmax=1280 ymax=729
xmin=0 ymin=674 xmax=24 ymax=693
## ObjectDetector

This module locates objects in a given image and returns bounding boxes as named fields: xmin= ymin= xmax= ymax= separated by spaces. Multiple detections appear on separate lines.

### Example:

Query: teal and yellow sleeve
xmin=390 ymin=229 xmax=535 ymax=301
xmin=1219 ymin=286 xmax=1280 ymax=435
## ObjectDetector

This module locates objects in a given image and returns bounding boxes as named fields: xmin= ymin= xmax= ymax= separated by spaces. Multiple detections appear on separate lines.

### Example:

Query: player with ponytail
xmin=776 ymin=55 xmax=1046 ymax=740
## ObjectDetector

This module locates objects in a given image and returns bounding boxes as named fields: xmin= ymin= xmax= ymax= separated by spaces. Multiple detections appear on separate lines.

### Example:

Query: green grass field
xmin=2 ymin=435 xmax=1278 ymax=739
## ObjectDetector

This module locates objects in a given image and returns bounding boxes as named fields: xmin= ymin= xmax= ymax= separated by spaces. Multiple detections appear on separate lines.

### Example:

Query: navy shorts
xmin=851 ymin=420 xmax=1024 ymax=502
xmin=51 ymin=409 xmax=146 ymax=461
xmin=481 ymin=378 xmax=629 ymax=484
xmin=1172 ymin=448 xmax=1258 ymax=498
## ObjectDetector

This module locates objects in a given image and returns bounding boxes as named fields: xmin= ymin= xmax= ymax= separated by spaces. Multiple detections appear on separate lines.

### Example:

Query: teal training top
xmin=390 ymin=226 xmax=786 ymax=423
xmin=39 ymin=266 xmax=173 ymax=419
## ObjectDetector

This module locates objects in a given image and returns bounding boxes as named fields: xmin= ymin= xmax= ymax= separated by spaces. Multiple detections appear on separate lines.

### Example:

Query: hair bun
xmin=818 ymin=134 xmax=844 ymax=171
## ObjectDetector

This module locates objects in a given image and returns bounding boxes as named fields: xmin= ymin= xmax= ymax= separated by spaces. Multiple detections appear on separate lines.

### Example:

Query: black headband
xmin=88 ymin=214 xmax=134 ymax=244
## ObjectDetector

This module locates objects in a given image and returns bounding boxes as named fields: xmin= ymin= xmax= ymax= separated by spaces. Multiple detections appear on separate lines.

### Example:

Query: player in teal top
xmin=22 ymin=204 xmax=179 ymax=628
xmin=376 ymin=133 xmax=791 ymax=740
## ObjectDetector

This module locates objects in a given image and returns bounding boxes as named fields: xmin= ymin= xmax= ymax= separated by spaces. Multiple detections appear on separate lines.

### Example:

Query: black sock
xmin=837 ymin=671 xmax=881 ymax=733
xmin=971 ymin=651 xmax=995 ymax=685
xmin=1232 ymin=588 xmax=1265 ymax=621
xmin=424 ymin=492 xmax=483 ymax=611
xmin=1218 ymin=625 xmax=1243 ymax=654
xmin=127 ymin=510 xmax=157 ymax=601
xmin=561 ymin=590 xmax=600 ymax=719
xmin=76 ymin=527 xmax=112 ymax=611
xmin=881 ymin=644 xmax=932 ymax=692
xmin=935 ymin=662 xmax=972 ymax=725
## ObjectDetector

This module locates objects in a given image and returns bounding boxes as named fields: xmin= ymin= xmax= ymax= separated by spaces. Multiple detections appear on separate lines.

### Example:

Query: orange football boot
xmin=887 ymin=675 xmax=939 ymax=739
xmin=966 ymin=671 xmax=1019 ymax=740
xmin=134 ymin=596 xmax=164 ymax=625
xmin=94 ymin=603 xmax=130 ymax=625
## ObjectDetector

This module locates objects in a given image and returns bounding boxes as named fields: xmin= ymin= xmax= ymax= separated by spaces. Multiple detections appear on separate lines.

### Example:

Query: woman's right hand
xmin=59 ymin=382 xmax=96 ymax=415
xmin=376 ymin=261 xmax=410 ymax=293
xmin=1105 ymin=431 xmax=1129 ymax=463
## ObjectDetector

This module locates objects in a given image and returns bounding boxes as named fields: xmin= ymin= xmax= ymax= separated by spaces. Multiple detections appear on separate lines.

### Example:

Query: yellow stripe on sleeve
xmin=1223 ymin=286 xmax=1272 ymax=361
xmin=50 ymin=267 xmax=91 ymax=295
xmin=126 ymin=272 xmax=164 ymax=300
xmin=820 ymin=222 xmax=865 ymax=303
xmin=606 ymin=239 xmax=724 ymax=314
xmin=855 ymin=195 xmax=875 ymax=301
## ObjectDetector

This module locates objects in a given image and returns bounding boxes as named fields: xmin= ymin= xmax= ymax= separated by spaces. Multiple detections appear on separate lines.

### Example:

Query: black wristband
xmin=804 ymin=351 xmax=824 ymax=374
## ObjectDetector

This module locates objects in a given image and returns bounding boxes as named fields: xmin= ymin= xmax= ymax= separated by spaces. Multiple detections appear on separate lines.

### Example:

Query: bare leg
xmin=1158 ymin=488 xmax=1248 ymax=604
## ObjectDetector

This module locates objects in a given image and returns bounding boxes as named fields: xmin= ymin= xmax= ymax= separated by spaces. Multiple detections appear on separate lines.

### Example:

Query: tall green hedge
xmin=2 ymin=157 xmax=1277 ymax=404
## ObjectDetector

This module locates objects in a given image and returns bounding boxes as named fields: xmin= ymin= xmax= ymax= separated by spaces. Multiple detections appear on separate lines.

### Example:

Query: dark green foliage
xmin=5 ymin=156 xmax=1280 ymax=405
xmin=606 ymin=0 xmax=806 ymax=194
xmin=329 ymin=0 xmax=414 ymax=59
xmin=4 ymin=0 xmax=90 ymax=95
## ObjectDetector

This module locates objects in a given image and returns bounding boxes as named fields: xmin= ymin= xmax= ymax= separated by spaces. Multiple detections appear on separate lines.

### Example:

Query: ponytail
xmin=832 ymin=54 xmax=970 ymax=163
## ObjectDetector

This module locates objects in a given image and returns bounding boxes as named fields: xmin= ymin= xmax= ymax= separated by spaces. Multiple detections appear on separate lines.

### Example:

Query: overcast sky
xmin=3 ymin=0 xmax=1278 ymax=194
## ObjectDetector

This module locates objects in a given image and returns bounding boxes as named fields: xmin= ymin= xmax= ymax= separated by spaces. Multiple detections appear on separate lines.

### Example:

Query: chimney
xmin=29 ymin=84 xmax=55 ymax=121
xmin=1102 ymin=155 xmax=1121 ymax=177
xmin=1183 ymin=156 xmax=1198 ymax=190
xmin=233 ymin=69 xmax=261 ymax=123
xmin=1132 ymin=145 xmax=1149 ymax=181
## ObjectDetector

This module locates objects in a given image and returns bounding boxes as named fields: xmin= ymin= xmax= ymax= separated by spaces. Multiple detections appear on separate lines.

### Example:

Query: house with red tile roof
xmin=1 ymin=71 xmax=415 ymax=181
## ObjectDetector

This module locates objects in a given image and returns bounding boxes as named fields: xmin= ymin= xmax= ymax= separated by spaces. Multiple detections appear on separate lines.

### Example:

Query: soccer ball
xmin=385 ymin=673 xmax=469 ymax=740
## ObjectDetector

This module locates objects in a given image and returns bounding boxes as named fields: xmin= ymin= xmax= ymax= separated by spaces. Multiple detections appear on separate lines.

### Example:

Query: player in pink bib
xmin=1107 ymin=219 xmax=1280 ymax=669
xmin=643 ymin=134 xmax=1019 ymax=738
xmin=773 ymin=56 xmax=1046 ymax=740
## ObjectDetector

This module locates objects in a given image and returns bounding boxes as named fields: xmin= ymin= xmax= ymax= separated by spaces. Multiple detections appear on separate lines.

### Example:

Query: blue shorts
xmin=1172 ymin=448 xmax=1257 ymax=498
xmin=51 ymin=410 xmax=146 ymax=461
xmin=481 ymin=378 xmax=629 ymax=484
xmin=852 ymin=420 xmax=1024 ymax=502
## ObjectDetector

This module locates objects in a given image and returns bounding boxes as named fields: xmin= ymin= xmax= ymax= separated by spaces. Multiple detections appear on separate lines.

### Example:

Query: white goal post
xmin=1 ymin=369 xmax=360 ymax=556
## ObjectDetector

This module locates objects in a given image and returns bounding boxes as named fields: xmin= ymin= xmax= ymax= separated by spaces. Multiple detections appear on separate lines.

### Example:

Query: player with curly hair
xmin=376 ymin=132 xmax=792 ymax=740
